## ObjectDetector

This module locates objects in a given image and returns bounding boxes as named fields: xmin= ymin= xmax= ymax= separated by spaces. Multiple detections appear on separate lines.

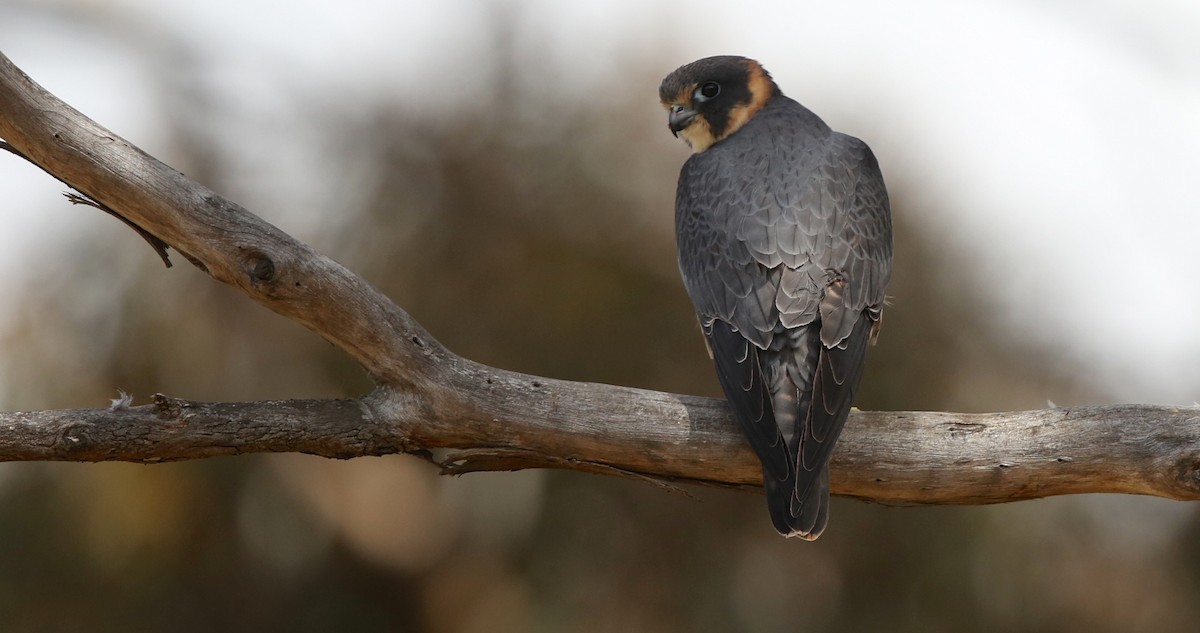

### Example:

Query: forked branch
xmin=1 ymin=52 xmax=1198 ymax=505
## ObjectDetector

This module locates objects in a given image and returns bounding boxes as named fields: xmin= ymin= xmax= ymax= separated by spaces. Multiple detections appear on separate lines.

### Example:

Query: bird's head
xmin=659 ymin=55 xmax=781 ymax=153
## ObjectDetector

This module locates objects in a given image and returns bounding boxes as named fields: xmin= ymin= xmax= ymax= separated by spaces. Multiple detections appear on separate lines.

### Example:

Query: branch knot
xmin=249 ymin=254 xmax=276 ymax=283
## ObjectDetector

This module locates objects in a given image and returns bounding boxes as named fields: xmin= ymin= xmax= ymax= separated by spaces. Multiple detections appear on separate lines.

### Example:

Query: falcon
xmin=660 ymin=56 xmax=893 ymax=539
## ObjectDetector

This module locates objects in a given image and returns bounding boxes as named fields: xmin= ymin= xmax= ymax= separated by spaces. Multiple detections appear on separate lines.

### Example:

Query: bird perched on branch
xmin=660 ymin=56 xmax=892 ymax=539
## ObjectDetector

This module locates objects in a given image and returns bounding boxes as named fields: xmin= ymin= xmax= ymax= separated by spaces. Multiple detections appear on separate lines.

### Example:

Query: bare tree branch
xmin=0 ymin=52 xmax=439 ymax=389
xmin=1 ymin=394 xmax=1198 ymax=505
xmin=2 ymin=51 xmax=1199 ymax=506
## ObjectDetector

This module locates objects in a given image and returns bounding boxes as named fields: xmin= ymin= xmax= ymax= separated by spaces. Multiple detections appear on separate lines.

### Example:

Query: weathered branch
xmin=0 ymin=53 xmax=441 ymax=390
xmin=1 ymin=394 xmax=1199 ymax=505
xmin=2 ymin=51 xmax=1199 ymax=506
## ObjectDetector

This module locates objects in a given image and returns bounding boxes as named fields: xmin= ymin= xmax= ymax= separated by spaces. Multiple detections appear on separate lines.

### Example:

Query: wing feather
xmin=705 ymin=320 xmax=789 ymax=481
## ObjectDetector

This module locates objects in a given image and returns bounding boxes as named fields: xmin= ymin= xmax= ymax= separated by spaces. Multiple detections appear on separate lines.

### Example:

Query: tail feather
xmin=707 ymin=311 xmax=874 ymax=539
xmin=765 ymin=463 xmax=828 ymax=540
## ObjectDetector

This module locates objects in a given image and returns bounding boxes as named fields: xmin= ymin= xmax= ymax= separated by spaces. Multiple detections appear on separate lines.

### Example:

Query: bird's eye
xmin=695 ymin=81 xmax=720 ymax=102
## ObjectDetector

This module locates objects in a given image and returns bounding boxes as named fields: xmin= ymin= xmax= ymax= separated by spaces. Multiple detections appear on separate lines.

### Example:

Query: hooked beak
xmin=667 ymin=104 xmax=697 ymax=136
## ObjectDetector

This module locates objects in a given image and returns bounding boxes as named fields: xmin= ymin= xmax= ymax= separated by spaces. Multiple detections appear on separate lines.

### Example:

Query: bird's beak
xmin=668 ymin=104 xmax=698 ymax=136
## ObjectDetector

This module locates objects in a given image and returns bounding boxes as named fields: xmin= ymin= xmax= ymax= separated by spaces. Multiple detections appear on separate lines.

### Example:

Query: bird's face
xmin=659 ymin=56 xmax=780 ymax=153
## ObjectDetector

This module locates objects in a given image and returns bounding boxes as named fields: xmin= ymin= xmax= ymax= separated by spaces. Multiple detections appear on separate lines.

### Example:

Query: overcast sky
xmin=3 ymin=0 xmax=1199 ymax=403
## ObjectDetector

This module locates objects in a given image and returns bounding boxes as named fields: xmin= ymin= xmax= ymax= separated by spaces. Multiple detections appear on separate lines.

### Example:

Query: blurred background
xmin=2 ymin=0 xmax=1199 ymax=631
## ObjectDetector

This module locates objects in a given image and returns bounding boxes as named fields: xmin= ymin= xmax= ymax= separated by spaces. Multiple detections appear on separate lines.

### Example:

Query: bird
xmin=660 ymin=56 xmax=893 ymax=539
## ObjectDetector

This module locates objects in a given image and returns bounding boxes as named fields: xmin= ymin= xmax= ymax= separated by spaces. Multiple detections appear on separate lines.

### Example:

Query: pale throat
xmin=678 ymin=119 xmax=716 ymax=153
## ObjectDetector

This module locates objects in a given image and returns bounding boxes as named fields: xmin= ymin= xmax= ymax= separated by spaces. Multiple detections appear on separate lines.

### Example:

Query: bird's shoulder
xmin=742 ymin=95 xmax=832 ymax=140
